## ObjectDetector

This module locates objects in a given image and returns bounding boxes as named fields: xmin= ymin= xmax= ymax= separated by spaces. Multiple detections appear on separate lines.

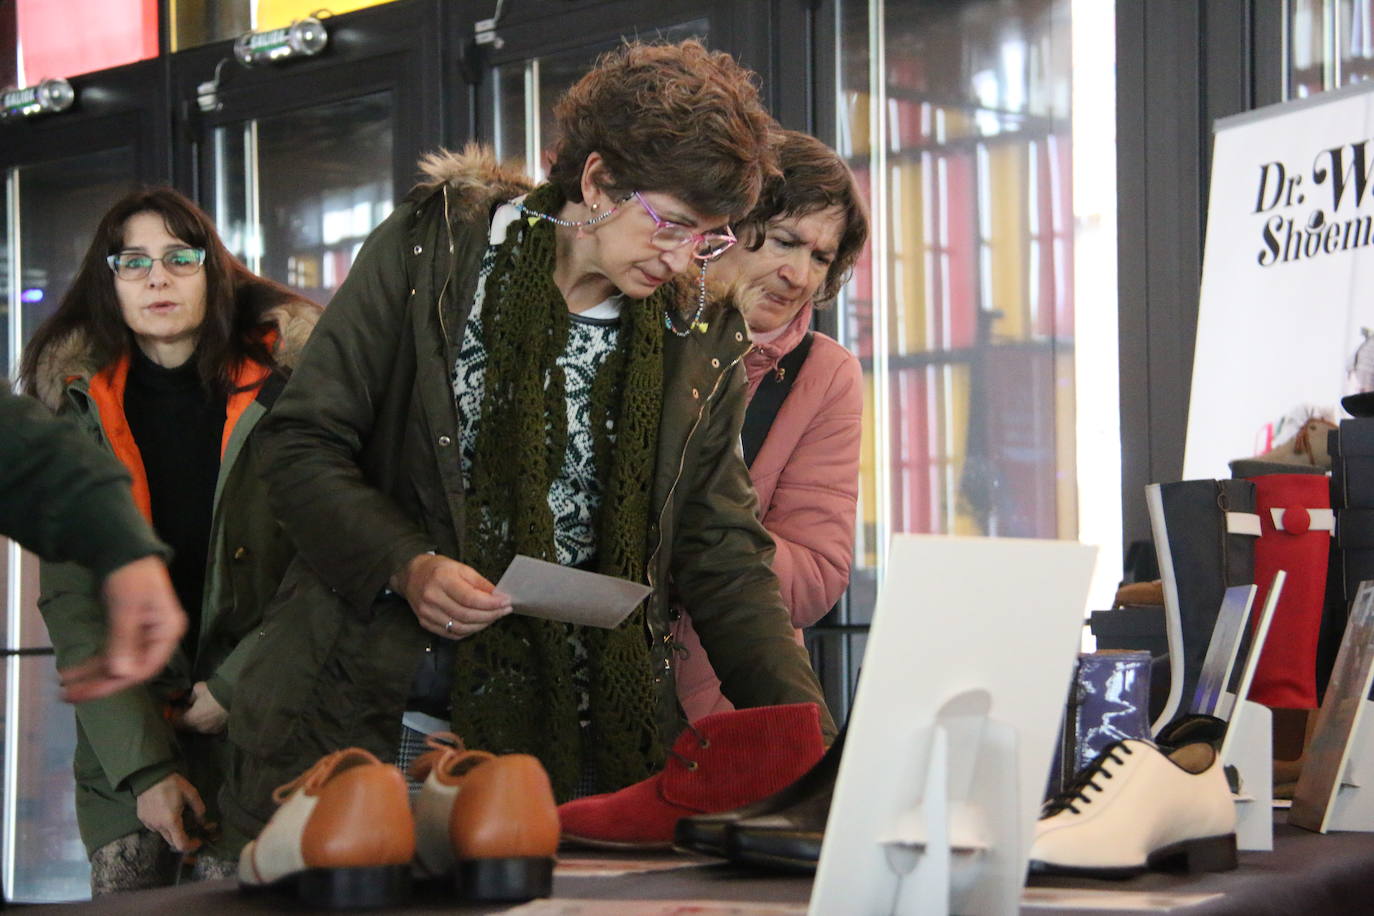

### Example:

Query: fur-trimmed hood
xmin=32 ymin=297 xmax=321 ymax=412
xmin=415 ymin=143 xmax=534 ymax=225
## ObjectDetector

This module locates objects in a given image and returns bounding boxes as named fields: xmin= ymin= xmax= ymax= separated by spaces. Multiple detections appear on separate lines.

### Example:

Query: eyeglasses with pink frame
xmin=630 ymin=192 xmax=736 ymax=261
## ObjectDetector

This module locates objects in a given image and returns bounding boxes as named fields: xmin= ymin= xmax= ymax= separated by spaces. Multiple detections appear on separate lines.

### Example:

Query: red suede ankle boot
xmin=557 ymin=703 xmax=826 ymax=849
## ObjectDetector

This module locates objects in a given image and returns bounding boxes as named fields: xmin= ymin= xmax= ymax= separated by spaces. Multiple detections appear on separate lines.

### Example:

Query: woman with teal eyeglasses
xmin=18 ymin=187 xmax=319 ymax=894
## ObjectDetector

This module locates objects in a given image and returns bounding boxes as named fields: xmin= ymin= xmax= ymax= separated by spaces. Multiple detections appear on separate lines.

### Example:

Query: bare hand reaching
xmin=172 ymin=681 xmax=228 ymax=734
xmin=135 ymin=772 xmax=206 ymax=853
xmin=59 ymin=556 xmax=186 ymax=703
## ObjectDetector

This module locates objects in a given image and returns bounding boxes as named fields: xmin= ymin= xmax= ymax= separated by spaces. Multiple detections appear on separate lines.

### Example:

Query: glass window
xmin=172 ymin=0 xmax=398 ymax=51
xmin=1345 ymin=0 xmax=1374 ymax=85
xmin=3 ymin=149 xmax=137 ymax=902
xmin=212 ymin=91 xmax=393 ymax=304
xmin=14 ymin=0 xmax=157 ymax=84
xmin=1289 ymin=0 xmax=1374 ymax=96
xmin=490 ymin=19 xmax=709 ymax=182
xmin=16 ymin=149 xmax=138 ymax=344
xmin=828 ymin=0 xmax=1119 ymax=698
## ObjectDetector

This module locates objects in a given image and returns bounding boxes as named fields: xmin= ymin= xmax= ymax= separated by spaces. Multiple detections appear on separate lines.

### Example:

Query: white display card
xmin=1191 ymin=584 xmax=1257 ymax=716
xmin=809 ymin=534 xmax=1097 ymax=916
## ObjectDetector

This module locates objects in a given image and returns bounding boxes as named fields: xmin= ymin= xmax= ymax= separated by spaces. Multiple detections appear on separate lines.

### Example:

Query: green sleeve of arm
xmin=38 ymin=559 xmax=181 ymax=790
xmin=672 ymin=363 xmax=836 ymax=738
xmin=73 ymin=688 xmax=181 ymax=792
xmin=254 ymin=205 xmax=437 ymax=610
xmin=125 ymin=761 xmax=180 ymax=797
xmin=0 ymin=389 xmax=168 ymax=577
xmin=203 ymin=632 xmax=261 ymax=711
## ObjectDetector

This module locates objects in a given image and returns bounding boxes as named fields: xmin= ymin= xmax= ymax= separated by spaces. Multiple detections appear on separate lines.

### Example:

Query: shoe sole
xmin=455 ymin=856 xmax=555 ymax=903
xmin=1028 ymin=833 xmax=1238 ymax=880
xmin=729 ymin=845 xmax=818 ymax=874
xmin=242 ymin=864 xmax=412 ymax=908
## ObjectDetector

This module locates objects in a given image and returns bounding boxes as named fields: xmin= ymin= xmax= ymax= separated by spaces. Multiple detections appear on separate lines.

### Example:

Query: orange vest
xmin=81 ymin=342 xmax=275 ymax=522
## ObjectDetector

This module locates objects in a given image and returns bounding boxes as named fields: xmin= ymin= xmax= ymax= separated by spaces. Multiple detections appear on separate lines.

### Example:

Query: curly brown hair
xmin=735 ymin=129 xmax=869 ymax=303
xmin=546 ymin=39 xmax=777 ymax=223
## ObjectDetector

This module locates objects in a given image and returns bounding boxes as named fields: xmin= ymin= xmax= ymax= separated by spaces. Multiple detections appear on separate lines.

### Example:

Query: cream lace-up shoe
xmin=1029 ymin=739 xmax=1238 ymax=878
xmin=238 ymin=748 xmax=415 ymax=907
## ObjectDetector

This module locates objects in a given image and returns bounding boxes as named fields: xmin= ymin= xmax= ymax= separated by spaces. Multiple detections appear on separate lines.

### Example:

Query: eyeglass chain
xmin=515 ymin=197 xmax=708 ymax=337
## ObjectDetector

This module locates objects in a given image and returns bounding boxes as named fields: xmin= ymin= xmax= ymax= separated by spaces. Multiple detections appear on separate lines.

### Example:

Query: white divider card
xmin=808 ymin=535 xmax=1098 ymax=916
xmin=1191 ymin=585 xmax=1257 ymax=717
xmin=1144 ymin=484 xmax=1187 ymax=734
xmin=1215 ymin=572 xmax=1283 ymax=852
xmin=1289 ymin=581 xmax=1374 ymax=833
xmin=1218 ymin=571 xmax=1284 ymax=737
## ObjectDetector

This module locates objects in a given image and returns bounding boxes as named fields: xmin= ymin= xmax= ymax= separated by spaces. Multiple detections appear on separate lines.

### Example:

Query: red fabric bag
xmin=1248 ymin=474 xmax=1333 ymax=708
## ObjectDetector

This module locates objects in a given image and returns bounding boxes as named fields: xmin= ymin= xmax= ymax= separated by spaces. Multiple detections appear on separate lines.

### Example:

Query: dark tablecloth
xmin=26 ymin=818 xmax=1374 ymax=914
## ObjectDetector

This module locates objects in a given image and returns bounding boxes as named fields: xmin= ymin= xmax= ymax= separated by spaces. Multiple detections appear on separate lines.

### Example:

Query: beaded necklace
xmin=663 ymin=263 xmax=708 ymax=337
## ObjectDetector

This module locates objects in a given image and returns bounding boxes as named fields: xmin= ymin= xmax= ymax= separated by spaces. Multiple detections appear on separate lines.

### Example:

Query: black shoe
xmin=674 ymin=726 xmax=844 ymax=860
xmin=723 ymin=785 xmax=831 ymax=872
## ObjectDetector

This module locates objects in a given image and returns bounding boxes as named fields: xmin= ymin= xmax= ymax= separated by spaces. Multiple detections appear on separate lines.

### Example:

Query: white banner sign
xmin=1184 ymin=82 xmax=1374 ymax=478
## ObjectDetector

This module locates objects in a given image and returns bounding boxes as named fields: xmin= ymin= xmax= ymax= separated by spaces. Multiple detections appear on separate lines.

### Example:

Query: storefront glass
xmin=490 ymin=19 xmax=709 ymax=182
xmin=1289 ymin=0 xmax=1374 ymax=96
xmin=171 ymin=0 xmax=398 ymax=51
xmin=2 ymin=148 xmax=138 ymax=902
xmin=834 ymin=0 xmax=1118 ymax=627
xmin=211 ymin=91 xmax=393 ymax=305
xmin=6 ymin=0 xmax=157 ymax=85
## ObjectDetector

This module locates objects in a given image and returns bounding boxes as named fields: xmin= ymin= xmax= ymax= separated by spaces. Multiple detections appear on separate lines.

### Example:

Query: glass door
xmin=816 ymin=0 xmax=1120 ymax=716
xmin=209 ymin=92 xmax=394 ymax=303
xmin=0 ymin=68 xmax=158 ymax=902
xmin=485 ymin=20 xmax=709 ymax=181
xmin=177 ymin=0 xmax=439 ymax=303
xmin=466 ymin=1 xmax=769 ymax=175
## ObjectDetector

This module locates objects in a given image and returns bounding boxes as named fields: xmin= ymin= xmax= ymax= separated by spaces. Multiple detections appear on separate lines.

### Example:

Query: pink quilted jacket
xmin=671 ymin=302 xmax=863 ymax=721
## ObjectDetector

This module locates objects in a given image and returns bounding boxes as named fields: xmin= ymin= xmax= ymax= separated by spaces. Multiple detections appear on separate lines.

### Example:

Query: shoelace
xmin=408 ymin=730 xmax=470 ymax=782
xmin=272 ymin=748 xmax=373 ymax=804
xmin=665 ymin=721 xmax=710 ymax=772
xmin=1041 ymin=741 xmax=1136 ymax=818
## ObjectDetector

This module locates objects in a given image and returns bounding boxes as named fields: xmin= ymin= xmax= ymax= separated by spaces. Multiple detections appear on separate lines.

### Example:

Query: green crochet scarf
xmin=448 ymin=182 xmax=668 ymax=799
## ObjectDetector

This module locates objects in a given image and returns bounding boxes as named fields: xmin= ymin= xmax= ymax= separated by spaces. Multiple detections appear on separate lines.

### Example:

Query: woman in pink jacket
xmin=672 ymin=130 xmax=869 ymax=721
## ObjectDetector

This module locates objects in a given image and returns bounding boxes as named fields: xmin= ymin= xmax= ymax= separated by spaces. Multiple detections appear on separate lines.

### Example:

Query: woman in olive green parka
xmin=221 ymin=43 xmax=834 ymax=849
xmin=19 ymin=188 xmax=319 ymax=894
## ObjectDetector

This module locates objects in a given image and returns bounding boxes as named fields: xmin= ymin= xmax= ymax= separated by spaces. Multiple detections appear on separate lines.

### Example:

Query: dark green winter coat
xmin=220 ymin=148 xmax=834 ymax=846
xmin=29 ymin=302 xmax=318 ymax=856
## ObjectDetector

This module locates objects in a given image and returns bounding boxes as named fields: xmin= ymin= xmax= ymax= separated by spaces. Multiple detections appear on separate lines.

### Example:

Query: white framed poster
xmin=1185 ymin=80 xmax=1374 ymax=478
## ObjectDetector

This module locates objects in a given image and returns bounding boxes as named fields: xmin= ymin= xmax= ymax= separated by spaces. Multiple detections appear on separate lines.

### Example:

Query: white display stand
xmin=1222 ymin=700 xmax=1274 ymax=852
xmin=1318 ymin=702 xmax=1374 ymax=832
xmin=1290 ymin=582 xmax=1374 ymax=833
xmin=808 ymin=535 xmax=1098 ymax=916
xmin=1215 ymin=571 xmax=1283 ymax=852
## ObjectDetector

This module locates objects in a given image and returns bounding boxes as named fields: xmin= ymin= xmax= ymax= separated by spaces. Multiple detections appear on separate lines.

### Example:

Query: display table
xmin=30 ymin=817 xmax=1374 ymax=915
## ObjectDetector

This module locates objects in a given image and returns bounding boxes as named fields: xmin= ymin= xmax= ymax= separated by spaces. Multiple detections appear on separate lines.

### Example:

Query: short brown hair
xmin=736 ymin=130 xmax=869 ymax=302
xmin=546 ymin=40 xmax=776 ymax=222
